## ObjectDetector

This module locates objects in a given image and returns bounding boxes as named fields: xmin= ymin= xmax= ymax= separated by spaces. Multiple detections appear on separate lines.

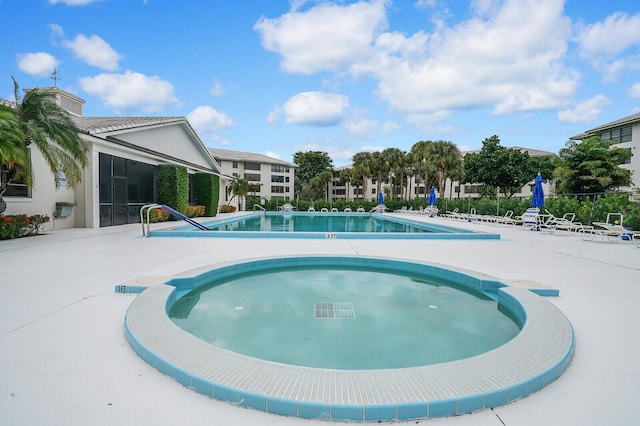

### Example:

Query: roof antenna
xmin=51 ymin=66 xmax=60 ymax=87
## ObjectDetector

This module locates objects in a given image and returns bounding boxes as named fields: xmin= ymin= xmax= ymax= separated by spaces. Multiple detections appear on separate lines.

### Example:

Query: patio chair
xmin=330 ymin=208 xmax=338 ymax=212
xmin=581 ymin=213 xmax=638 ymax=243
xmin=491 ymin=210 xmax=517 ymax=225
xmin=308 ymin=206 xmax=316 ymax=212
xmin=320 ymin=207 xmax=329 ymax=212
xmin=539 ymin=211 xmax=584 ymax=234
xmin=356 ymin=205 xmax=365 ymax=212
xmin=516 ymin=207 xmax=541 ymax=231
xmin=343 ymin=206 xmax=352 ymax=212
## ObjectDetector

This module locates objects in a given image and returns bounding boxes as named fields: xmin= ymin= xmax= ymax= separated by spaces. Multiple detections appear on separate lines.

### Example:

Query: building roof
xmin=72 ymin=116 xmax=186 ymax=135
xmin=570 ymin=112 xmax=640 ymax=140
xmin=461 ymin=146 xmax=556 ymax=157
xmin=208 ymin=148 xmax=296 ymax=167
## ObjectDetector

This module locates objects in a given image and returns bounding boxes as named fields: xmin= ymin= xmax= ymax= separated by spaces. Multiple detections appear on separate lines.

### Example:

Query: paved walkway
xmin=1 ymin=214 xmax=638 ymax=425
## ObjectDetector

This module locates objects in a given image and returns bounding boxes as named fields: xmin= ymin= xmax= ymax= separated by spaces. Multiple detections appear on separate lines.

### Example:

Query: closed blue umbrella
xmin=378 ymin=192 xmax=384 ymax=205
xmin=427 ymin=186 xmax=437 ymax=205
xmin=531 ymin=173 xmax=544 ymax=208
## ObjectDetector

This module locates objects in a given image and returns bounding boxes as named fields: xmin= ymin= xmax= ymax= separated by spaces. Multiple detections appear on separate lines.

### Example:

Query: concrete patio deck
xmin=1 ymin=213 xmax=638 ymax=425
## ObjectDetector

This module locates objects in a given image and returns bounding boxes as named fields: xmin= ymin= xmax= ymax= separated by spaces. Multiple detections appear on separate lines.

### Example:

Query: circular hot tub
xmin=125 ymin=256 xmax=574 ymax=422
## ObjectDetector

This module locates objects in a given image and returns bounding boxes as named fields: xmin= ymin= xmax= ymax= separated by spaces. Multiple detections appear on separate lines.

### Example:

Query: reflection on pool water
xmin=151 ymin=212 xmax=500 ymax=240
xmin=169 ymin=265 xmax=520 ymax=370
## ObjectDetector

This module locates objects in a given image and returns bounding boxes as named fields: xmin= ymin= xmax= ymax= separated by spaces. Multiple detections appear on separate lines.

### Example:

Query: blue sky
xmin=1 ymin=0 xmax=639 ymax=166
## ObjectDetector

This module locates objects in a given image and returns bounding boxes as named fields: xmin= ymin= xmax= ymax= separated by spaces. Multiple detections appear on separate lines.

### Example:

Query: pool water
xmin=169 ymin=266 xmax=520 ymax=370
xmin=208 ymin=213 xmax=428 ymax=233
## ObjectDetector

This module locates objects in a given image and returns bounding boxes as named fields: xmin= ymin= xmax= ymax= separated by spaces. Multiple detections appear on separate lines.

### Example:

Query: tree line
xmin=292 ymin=135 xmax=632 ymax=202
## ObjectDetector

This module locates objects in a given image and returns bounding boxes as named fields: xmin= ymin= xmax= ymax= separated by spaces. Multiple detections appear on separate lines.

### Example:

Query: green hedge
xmin=157 ymin=164 xmax=189 ymax=216
xmin=194 ymin=172 xmax=219 ymax=216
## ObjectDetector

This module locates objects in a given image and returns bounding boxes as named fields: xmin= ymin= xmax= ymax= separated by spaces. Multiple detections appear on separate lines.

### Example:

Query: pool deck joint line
xmin=123 ymin=256 xmax=574 ymax=422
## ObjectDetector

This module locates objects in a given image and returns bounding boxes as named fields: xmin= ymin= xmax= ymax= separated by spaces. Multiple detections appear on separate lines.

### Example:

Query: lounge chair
xmin=320 ymin=207 xmax=329 ymax=212
xmin=490 ymin=210 xmax=517 ymax=225
xmin=279 ymin=203 xmax=295 ymax=212
xmin=539 ymin=211 xmax=585 ymax=234
xmin=308 ymin=206 xmax=315 ymax=212
xmin=356 ymin=205 xmax=365 ymax=212
xmin=581 ymin=213 xmax=638 ymax=243
xmin=343 ymin=207 xmax=352 ymax=212
xmin=330 ymin=208 xmax=338 ymax=212
xmin=516 ymin=207 xmax=541 ymax=230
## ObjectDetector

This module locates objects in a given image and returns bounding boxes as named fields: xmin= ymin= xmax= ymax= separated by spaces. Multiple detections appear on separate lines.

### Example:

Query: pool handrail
xmin=140 ymin=203 xmax=209 ymax=237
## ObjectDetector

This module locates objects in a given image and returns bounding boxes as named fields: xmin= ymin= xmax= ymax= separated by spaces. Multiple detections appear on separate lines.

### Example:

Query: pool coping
xmin=148 ymin=212 xmax=501 ymax=240
xmin=123 ymin=256 xmax=574 ymax=422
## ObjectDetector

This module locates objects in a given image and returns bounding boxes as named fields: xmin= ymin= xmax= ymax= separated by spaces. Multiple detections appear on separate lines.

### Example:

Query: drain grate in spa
xmin=314 ymin=302 xmax=355 ymax=319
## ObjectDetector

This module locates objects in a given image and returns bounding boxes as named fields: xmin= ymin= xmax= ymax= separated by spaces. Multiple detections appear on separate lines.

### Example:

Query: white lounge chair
xmin=343 ymin=207 xmax=352 ymax=212
xmin=539 ymin=211 xmax=586 ymax=234
xmin=516 ymin=207 xmax=541 ymax=231
xmin=581 ymin=213 xmax=638 ymax=243
xmin=320 ymin=207 xmax=329 ymax=212
xmin=330 ymin=207 xmax=338 ymax=212
xmin=308 ymin=206 xmax=315 ymax=212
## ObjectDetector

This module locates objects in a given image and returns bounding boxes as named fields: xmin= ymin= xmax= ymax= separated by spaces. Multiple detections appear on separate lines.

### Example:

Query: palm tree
xmin=430 ymin=140 xmax=463 ymax=197
xmin=410 ymin=141 xmax=435 ymax=198
xmin=352 ymin=152 xmax=372 ymax=200
xmin=382 ymin=148 xmax=404 ymax=200
xmin=338 ymin=168 xmax=352 ymax=202
xmin=227 ymin=177 xmax=249 ymax=208
xmin=0 ymin=79 xmax=89 ymax=210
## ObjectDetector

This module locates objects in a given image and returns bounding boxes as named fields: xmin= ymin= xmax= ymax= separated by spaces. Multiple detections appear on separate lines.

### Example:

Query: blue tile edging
xmin=123 ymin=255 xmax=574 ymax=422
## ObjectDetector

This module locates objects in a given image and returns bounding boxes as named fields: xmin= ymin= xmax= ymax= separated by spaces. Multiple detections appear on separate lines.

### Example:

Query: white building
xmin=2 ymin=87 xmax=228 ymax=229
xmin=208 ymin=148 xmax=296 ymax=204
xmin=570 ymin=112 xmax=639 ymax=189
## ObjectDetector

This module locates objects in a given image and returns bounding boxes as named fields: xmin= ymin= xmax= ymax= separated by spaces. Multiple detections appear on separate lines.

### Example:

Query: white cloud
xmin=258 ymin=0 xmax=577 ymax=123
xmin=264 ymin=150 xmax=281 ymax=160
xmin=557 ymin=95 xmax=610 ymax=124
xmin=187 ymin=106 xmax=234 ymax=134
xmin=209 ymin=80 xmax=224 ymax=97
xmin=381 ymin=121 xmax=399 ymax=133
xmin=368 ymin=0 xmax=576 ymax=115
xmin=48 ymin=24 xmax=65 ymax=38
xmin=48 ymin=0 xmax=101 ymax=5
xmin=576 ymin=12 xmax=640 ymax=80
xmin=282 ymin=91 xmax=349 ymax=126
xmin=255 ymin=0 xmax=388 ymax=74
xmin=63 ymin=34 xmax=122 ymax=70
xmin=17 ymin=52 xmax=57 ymax=77
xmin=628 ymin=83 xmax=640 ymax=98
xmin=344 ymin=117 xmax=378 ymax=139
xmin=79 ymin=71 xmax=180 ymax=112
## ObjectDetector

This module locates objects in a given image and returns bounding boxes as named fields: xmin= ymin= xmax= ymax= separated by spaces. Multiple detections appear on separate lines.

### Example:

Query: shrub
xmin=185 ymin=205 xmax=205 ymax=217
xmin=148 ymin=208 xmax=169 ymax=223
xmin=219 ymin=205 xmax=236 ymax=213
xmin=194 ymin=172 xmax=219 ymax=216
xmin=157 ymin=164 xmax=189 ymax=217
xmin=0 ymin=214 xmax=50 ymax=239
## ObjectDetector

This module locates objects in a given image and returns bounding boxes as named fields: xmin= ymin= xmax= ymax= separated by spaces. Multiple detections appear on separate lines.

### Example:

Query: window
xmin=244 ymin=173 xmax=261 ymax=182
xmin=334 ymin=188 xmax=346 ymax=195
xmin=271 ymin=175 xmax=284 ymax=183
xmin=601 ymin=125 xmax=632 ymax=144
xmin=271 ymin=164 xmax=289 ymax=173
xmin=2 ymin=163 xmax=30 ymax=197
xmin=232 ymin=161 xmax=238 ymax=168
xmin=271 ymin=186 xmax=285 ymax=193
xmin=245 ymin=162 xmax=261 ymax=170
xmin=464 ymin=184 xmax=482 ymax=194
xmin=623 ymin=148 xmax=632 ymax=164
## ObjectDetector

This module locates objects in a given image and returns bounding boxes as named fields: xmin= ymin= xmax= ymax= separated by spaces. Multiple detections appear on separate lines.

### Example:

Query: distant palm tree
xmin=430 ymin=140 xmax=463 ymax=196
xmin=352 ymin=152 xmax=372 ymax=199
xmin=227 ymin=177 xmax=249 ymax=208
xmin=382 ymin=147 xmax=404 ymax=200
xmin=0 ymin=78 xmax=89 ymax=210
xmin=338 ymin=168 xmax=352 ymax=202
xmin=410 ymin=141 xmax=435 ymax=198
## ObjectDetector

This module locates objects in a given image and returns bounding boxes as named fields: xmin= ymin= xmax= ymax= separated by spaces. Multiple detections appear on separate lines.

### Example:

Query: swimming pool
xmin=124 ymin=256 xmax=574 ymax=422
xmin=169 ymin=265 xmax=520 ymax=370
xmin=149 ymin=212 xmax=500 ymax=240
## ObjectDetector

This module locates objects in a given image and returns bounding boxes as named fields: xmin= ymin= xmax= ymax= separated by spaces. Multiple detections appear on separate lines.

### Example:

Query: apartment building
xmin=570 ymin=112 xmax=640 ymax=189
xmin=208 ymin=148 xmax=296 ymax=203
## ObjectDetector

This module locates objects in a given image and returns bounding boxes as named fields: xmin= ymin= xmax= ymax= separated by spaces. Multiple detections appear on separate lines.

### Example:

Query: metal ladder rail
xmin=140 ymin=203 xmax=162 ymax=237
